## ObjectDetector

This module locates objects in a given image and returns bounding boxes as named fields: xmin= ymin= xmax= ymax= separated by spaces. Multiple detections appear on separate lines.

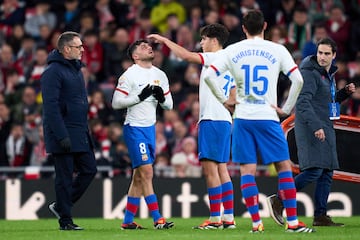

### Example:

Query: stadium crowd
xmin=0 ymin=0 xmax=360 ymax=179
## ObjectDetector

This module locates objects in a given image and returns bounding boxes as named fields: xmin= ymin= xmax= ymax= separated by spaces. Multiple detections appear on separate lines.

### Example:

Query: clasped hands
xmin=138 ymin=84 xmax=165 ymax=103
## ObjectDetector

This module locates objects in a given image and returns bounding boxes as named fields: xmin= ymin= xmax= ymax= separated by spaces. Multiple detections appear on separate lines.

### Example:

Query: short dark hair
xmin=200 ymin=23 xmax=229 ymax=47
xmin=57 ymin=31 xmax=81 ymax=52
xmin=127 ymin=39 xmax=149 ymax=62
xmin=242 ymin=10 xmax=264 ymax=36
xmin=317 ymin=37 xmax=337 ymax=53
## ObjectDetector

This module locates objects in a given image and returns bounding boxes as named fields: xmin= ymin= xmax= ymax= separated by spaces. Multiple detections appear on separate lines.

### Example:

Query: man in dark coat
xmin=267 ymin=37 xmax=355 ymax=227
xmin=40 ymin=31 xmax=97 ymax=231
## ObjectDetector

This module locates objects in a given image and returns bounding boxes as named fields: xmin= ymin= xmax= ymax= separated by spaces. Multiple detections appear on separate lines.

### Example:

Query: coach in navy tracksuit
xmin=40 ymin=31 xmax=97 ymax=231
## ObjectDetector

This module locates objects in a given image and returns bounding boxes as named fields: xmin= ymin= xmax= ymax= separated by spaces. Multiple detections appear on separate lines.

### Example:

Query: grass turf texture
xmin=1 ymin=217 xmax=358 ymax=240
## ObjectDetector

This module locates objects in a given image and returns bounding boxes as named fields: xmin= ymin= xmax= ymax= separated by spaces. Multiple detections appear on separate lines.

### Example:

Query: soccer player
xmin=203 ymin=10 xmax=315 ymax=233
xmin=148 ymin=23 xmax=236 ymax=229
xmin=112 ymin=39 xmax=174 ymax=230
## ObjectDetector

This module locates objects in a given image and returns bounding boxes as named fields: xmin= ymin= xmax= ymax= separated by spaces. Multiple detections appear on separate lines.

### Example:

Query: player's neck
xmin=136 ymin=60 xmax=153 ymax=68
xmin=246 ymin=33 xmax=264 ymax=40
xmin=211 ymin=45 xmax=222 ymax=52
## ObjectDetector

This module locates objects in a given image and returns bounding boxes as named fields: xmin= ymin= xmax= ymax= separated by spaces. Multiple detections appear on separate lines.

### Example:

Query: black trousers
xmin=52 ymin=151 xmax=97 ymax=225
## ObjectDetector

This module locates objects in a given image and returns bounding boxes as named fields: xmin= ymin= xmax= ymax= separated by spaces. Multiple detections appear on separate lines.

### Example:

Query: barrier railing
xmin=281 ymin=114 xmax=360 ymax=183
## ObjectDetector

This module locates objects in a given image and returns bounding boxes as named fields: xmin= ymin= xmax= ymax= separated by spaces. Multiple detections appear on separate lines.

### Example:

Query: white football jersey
xmin=199 ymin=51 xmax=235 ymax=122
xmin=112 ymin=64 xmax=173 ymax=126
xmin=210 ymin=37 xmax=299 ymax=121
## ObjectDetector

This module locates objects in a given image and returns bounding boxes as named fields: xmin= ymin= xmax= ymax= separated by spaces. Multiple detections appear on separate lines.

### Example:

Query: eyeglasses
xmin=68 ymin=45 xmax=83 ymax=50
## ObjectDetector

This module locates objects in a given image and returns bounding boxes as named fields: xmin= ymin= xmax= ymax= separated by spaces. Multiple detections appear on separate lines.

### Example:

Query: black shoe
xmin=154 ymin=217 xmax=174 ymax=229
xmin=266 ymin=194 xmax=284 ymax=226
xmin=286 ymin=221 xmax=316 ymax=233
xmin=121 ymin=222 xmax=146 ymax=230
xmin=49 ymin=202 xmax=60 ymax=219
xmin=60 ymin=223 xmax=84 ymax=230
xmin=313 ymin=215 xmax=344 ymax=227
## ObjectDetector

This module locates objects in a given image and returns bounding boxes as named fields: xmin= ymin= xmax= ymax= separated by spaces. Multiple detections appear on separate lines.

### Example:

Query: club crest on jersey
xmin=141 ymin=154 xmax=149 ymax=161
xmin=153 ymin=79 xmax=160 ymax=86
xmin=118 ymin=76 xmax=126 ymax=85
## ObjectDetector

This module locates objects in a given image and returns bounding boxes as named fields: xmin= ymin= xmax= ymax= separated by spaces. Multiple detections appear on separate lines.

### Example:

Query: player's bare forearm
xmin=147 ymin=34 xmax=200 ymax=63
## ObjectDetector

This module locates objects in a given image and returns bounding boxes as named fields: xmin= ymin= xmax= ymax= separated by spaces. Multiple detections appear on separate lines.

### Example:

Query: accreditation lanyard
xmin=330 ymin=75 xmax=336 ymax=103
xmin=328 ymin=74 xmax=340 ymax=120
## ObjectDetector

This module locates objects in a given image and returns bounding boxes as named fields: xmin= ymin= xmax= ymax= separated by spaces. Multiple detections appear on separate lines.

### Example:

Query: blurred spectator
xmin=46 ymin=30 xmax=61 ymax=52
xmin=275 ymin=0 xmax=299 ymax=28
xmin=154 ymin=152 xmax=173 ymax=178
xmin=349 ymin=19 xmax=360 ymax=61
xmin=24 ymin=46 xmax=48 ymax=92
xmin=186 ymin=100 xmax=199 ymax=137
xmin=206 ymin=0 xmax=223 ymax=17
xmin=117 ymin=0 xmax=146 ymax=28
xmin=12 ymin=85 xmax=42 ymax=144
xmin=103 ymin=27 xmax=130 ymax=83
xmin=335 ymin=57 xmax=350 ymax=87
xmin=238 ymin=0 xmax=261 ymax=19
xmin=163 ymin=109 xmax=180 ymax=140
xmin=0 ymin=43 xmax=24 ymax=89
xmin=88 ymin=89 xmax=114 ymax=125
xmin=89 ymin=118 xmax=111 ymax=162
xmin=150 ymin=0 xmax=186 ymax=34
xmin=168 ymin=24 xmax=197 ymax=69
xmin=302 ymin=23 xmax=327 ymax=59
xmin=79 ymin=11 xmax=97 ymax=36
xmin=302 ymin=0 xmax=341 ymax=24
xmin=343 ymin=76 xmax=360 ymax=117
xmin=177 ymin=87 xmax=199 ymax=120
xmin=111 ymin=140 xmax=131 ymax=177
xmin=169 ymin=119 xmax=189 ymax=154
xmin=0 ymin=0 xmax=25 ymax=37
xmin=35 ymin=23 xmax=53 ymax=48
xmin=0 ymin=102 xmax=12 ymax=166
xmin=325 ymin=4 xmax=351 ymax=59
xmin=24 ymin=0 xmax=57 ymax=40
xmin=95 ymin=0 xmax=115 ymax=30
xmin=222 ymin=7 xmax=244 ymax=46
xmin=287 ymin=5 xmax=312 ymax=51
xmin=81 ymin=65 xmax=99 ymax=96
xmin=170 ymin=151 xmax=187 ymax=177
xmin=186 ymin=4 xmax=205 ymax=34
xmin=184 ymin=62 xmax=200 ymax=84
xmin=266 ymin=25 xmax=290 ymax=47
xmin=203 ymin=9 xmax=220 ymax=25
xmin=106 ymin=122 xmax=131 ymax=176
xmin=16 ymin=34 xmax=36 ymax=75
xmin=128 ymin=7 xmax=157 ymax=44
xmin=6 ymin=122 xmax=32 ymax=167
xmin=82 ymin=30 xmax=104 ymax=80
xmin=56 ymin=0 xmax=82 ymax=32
xmin=4 ymin=68 xmax=25 ymax=106
xmin=170 ymin=136 xmax=201 ymax=177
xmin=29 ymin=124 xmax=47 ymax=166
xmin=5 ymin=23 xmax=25 ymax=56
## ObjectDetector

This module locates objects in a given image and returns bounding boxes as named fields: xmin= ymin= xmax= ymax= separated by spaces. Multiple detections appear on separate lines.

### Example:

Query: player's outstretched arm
xmin=147 ymin=34 xmax=201 ymax=64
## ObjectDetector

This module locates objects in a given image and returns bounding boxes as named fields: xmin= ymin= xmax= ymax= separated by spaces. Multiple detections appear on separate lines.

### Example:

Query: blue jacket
xmin=295 ymin=55 xmax=350 ymax=170
xmin=41 ymin=50 xmax=92 ymax=153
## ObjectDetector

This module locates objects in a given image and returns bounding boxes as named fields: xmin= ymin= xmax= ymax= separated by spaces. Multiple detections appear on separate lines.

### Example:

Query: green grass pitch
xmin=1 ymin=217 xmax=358 ymax=240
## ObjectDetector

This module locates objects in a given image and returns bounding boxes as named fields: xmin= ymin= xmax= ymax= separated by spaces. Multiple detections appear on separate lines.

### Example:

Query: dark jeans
xmin=294 ymin=168 xmax=333 ymax=217
xmin=53 ymin=151 xmax=97 ymax=225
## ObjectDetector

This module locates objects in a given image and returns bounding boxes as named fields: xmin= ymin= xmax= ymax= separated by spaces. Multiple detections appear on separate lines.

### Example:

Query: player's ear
xmin=263 ymin=22 xmax=267 ymax=31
